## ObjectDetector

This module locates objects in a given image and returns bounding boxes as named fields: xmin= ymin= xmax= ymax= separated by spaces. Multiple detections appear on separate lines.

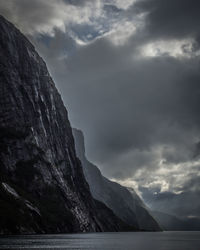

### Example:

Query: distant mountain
xmin=73 ymin=128 xmax=161 ymax=231
xmin=0 ymin=15 xmax=132 ymax=234
xmin=152 ymin=211 xmax=200 ymax=231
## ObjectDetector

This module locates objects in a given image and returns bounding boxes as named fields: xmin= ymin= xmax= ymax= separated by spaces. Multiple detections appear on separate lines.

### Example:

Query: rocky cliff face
xmin=73 ymin=128 xmax=161 ymax=231
xmin=0 ymin=15 xmax=131 ymax=234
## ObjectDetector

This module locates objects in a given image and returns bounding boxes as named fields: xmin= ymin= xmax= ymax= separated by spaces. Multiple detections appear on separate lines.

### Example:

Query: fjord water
xmin=0 ymin=232 xmax=200 ymax=250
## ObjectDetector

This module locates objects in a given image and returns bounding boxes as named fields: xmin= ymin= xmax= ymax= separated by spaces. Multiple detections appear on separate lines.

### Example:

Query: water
xmin=0 ymin=232 xmax=200 ymax=250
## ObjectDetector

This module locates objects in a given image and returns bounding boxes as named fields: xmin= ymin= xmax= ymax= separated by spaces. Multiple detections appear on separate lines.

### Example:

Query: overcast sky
xmin=1 ymin=0 xmax=200 ymax=219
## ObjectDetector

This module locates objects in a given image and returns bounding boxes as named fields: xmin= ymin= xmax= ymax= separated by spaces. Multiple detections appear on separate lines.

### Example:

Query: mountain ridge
xmin=73 ymin=128 xmax=161 ymax=231
xmin=152 ymin=211 xmax=200 ymax=231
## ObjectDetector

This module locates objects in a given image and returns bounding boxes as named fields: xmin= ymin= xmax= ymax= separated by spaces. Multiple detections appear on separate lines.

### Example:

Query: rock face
xmin=73 ymin=128 xmax=161 ymax=231
xmin=0 ymin=15 xmax=132 ymax=234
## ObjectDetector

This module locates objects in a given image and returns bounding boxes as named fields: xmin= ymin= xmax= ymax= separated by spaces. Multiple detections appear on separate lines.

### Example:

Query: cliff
xmin=0 ymin=15 xmax=131 ymax=234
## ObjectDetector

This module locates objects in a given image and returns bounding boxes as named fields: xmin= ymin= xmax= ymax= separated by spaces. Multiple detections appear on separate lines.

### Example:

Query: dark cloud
xmin=63 ymin=0 xmax=87 ymax=5
xmin=63 ymin=0 xmax=95 ymax=6
xmin=135 ymin=0 xmax=200 ymax=40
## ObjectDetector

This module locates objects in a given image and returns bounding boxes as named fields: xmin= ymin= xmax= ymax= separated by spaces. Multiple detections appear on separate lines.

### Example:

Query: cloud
xmin=0 ymin=0 xmax=105 ymax=35
xmin=139 ymin=38 xmax=200 ymax=58
xmin=109 ymin=0 xmax=137 ymax=10
xmin=140 ymin=181 xmax=200 ymax=218
xmin=0 ymin=0 xmax=140 ymax=47
xmin=0 ymin=0 xmax=66 ymax=35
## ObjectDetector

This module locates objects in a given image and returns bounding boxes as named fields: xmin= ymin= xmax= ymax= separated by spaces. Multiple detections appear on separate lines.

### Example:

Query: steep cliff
xmin=0 ymin=15 xmax=132 ymax=234
xmin=73 ymin=128 xmax=161 ymax=231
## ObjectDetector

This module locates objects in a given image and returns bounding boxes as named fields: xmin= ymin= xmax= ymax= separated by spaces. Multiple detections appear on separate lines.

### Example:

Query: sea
xmin=0 ymin=231 xmax=200 ymax=250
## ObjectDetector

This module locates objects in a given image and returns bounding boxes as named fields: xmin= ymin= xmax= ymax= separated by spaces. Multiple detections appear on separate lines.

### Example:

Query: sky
xmin=0 ymin=0 xmax=200 ymax=219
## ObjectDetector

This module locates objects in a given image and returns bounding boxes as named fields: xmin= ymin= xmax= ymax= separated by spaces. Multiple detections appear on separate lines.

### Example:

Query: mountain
xmin=72 ymin=128 xmax=161 ymax=231
xmin=152 ymin=211 xmax=200 ymax=231
xmin=0 ymin=15 xmax=133 ymax=234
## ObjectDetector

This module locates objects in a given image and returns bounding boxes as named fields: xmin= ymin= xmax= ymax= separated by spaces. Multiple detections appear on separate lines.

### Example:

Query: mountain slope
xmin=73 ymin=128 xmax=161 ymax=231
xmin=0 ymin=15 xmax=132 ymax=234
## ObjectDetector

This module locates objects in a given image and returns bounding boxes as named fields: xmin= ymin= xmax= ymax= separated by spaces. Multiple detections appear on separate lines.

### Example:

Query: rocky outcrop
xmin=0 ymin=15 xmax=132 ymax=234
xmin=73 ymin=128 xmax=161 ymax=231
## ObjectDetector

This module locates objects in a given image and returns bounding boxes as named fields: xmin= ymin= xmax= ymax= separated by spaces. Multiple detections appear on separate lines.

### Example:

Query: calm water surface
xmin=0 ymin=231 xmax=200 ymax=250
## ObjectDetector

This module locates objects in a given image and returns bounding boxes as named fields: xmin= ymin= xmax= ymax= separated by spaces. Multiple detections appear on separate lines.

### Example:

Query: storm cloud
xmin=0 ymin=0 xmax=200 ymax=219
xmin=135 ymin=0 xmax=200 ymax=40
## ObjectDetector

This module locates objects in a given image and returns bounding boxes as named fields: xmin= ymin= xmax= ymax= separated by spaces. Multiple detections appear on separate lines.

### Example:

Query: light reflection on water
xmin=0 ymin=231 xmax=200 ymax=250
